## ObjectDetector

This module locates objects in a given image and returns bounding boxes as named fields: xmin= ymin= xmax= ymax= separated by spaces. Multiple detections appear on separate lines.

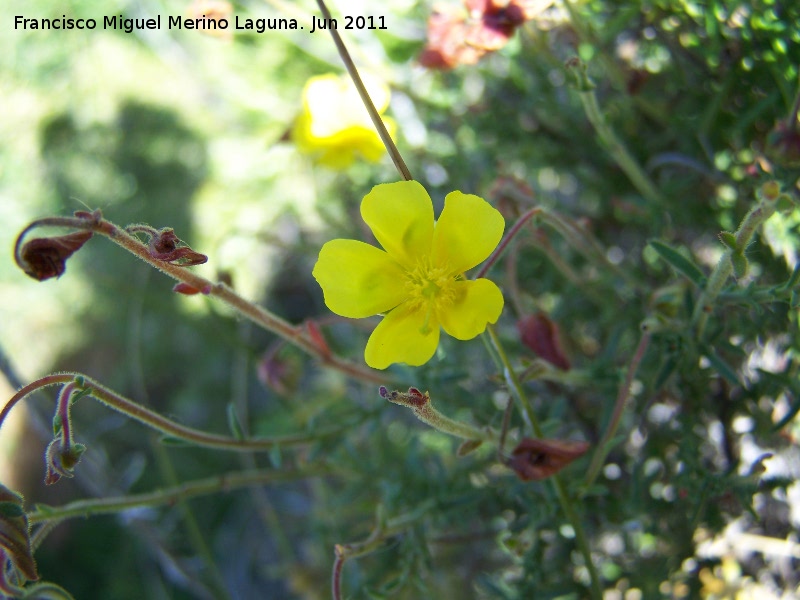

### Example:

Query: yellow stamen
xmin=404 ymin=258 xmax=457 ymax=334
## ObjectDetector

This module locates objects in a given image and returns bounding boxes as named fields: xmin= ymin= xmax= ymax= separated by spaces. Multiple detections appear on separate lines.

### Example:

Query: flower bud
xmin=517 ymin=313 xmax=571 ymax=370
xmin=508 ymin=438 xmax=589 ymax=481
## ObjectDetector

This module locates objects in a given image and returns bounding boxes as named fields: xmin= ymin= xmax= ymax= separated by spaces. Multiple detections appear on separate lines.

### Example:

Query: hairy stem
xmin=14 ymin=215 xmax=391 ymax=385
xmin=27 ymin=466 xmax=331 ymax=525
xmin=384 ymin=388 xmax=494 ymax=442
xmin=566 ymin=59 xmax=663 ymax=207
xmin=476 ymin=207 xmax=541 ymax=279
xmin=2 ymin=373 xmax=349 ymax=451
xmin=332 ymin=501 xmax=434 ymax=600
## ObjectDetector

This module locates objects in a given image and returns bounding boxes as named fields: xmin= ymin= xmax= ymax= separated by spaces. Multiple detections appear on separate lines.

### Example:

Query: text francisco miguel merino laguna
xmin=14 ymin=14 xmax=388 ymax=33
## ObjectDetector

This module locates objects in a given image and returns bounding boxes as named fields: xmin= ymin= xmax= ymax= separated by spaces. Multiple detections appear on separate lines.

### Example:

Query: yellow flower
xmin=313 ymin=181 xmax=505 ymax=369
xmin=291 ymin=73 xmax=396 ymax=169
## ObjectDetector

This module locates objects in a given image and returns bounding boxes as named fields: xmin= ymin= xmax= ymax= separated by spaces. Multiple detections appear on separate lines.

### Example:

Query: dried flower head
xmin=508 ymin=438 xmax=589 ymax=481
xmin=16 ymin=231 xmax=93 ymax=281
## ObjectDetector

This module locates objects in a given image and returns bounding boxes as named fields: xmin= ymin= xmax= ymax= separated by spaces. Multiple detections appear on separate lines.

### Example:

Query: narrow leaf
xmin=226 ymin=403 xmax=245 ymax=441
xmin=456 ymin=439 xmax=483 ymax=457
xmin=703 ymin=348 xmax=744 ymax=387
xmin=718 ymin=231 xmax=738 ymax=251
xmin=647 ymin=240 xmax=706 ymax=286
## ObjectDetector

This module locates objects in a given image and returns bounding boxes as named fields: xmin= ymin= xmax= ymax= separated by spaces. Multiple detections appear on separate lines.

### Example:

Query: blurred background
xmin=1 ymin=0 xmax=800 ymax=598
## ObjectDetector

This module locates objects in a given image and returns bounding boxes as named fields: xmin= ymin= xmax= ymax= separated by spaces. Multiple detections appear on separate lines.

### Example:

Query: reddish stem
xmin=475 ymin=207 xmax=541 ymax=280
xmin=331 ymin=546 xmax=345 ymax=600
xmin=0 ymin=373 xmax=73 ymax=430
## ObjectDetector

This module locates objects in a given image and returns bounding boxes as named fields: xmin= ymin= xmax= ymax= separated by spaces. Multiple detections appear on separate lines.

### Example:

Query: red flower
xmin=420 ymin=0 xmax=551 ymax=69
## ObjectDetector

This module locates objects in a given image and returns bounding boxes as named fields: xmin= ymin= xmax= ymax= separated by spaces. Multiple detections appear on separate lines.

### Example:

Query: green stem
xmin=486 ymin=325 xmax=539 ymax=436
xmin=492 ymin=185 xmax=638 ymax=290
xmin=537 ymin=209 xmax=637 ymax=288
xmin=154 ymin=443 xmax=233 ymax=600
xmin=1 ymin=373 xmax=347 ymax=452
xmin=27 ymin=466 xmax=330 ymax=525
xmin=583 ymin=331 xmax=651 ymax=491
xmin=332 ymin=501 xmax=435 ymax=600
xmin=692 ymin=190 xmax=779 ymax=337
xmin=560 ymin=0 xmax=666 ymax=125
xmin=566 ymin=61 xmax=663 ymax=207
xmin=383 ymin=389 xmax=493 ymax=442
xmin=484 ymin=326 xmax=603 ymax=599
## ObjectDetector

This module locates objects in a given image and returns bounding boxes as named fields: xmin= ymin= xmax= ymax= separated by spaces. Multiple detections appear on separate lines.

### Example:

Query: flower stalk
xmin=380 ymin=387 xmax=493 ymax=442
xmin=14 ymin=214 xmax=389 ymax=384
xmin=2 ymin=373 xmax=351 ymax=453
xmin=566 ymin=58 xmax=663 ymax=208
xmin=485 ymin=327 xmax=603 ymax=599
xmin=27 ymin=466 xmax=331 ymax=527
xmin=583 ymin=331 xmax=651 ymax=491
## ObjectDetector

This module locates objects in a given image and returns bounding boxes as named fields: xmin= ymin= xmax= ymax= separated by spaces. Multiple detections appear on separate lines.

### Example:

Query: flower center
xmin=404 ymin=258 xmax=457 ymax=334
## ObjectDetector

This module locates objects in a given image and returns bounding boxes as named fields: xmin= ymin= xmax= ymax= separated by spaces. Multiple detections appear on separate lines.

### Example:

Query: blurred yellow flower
xmin=291 ymin=73 xmax=396 ymax=169
xmin=313 ymin=181 xmax=505 ymax=369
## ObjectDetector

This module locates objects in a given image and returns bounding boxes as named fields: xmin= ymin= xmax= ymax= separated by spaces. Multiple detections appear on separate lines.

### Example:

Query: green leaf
xmin=702 ymin=348 xmax=744 ymax=387
xmin=779 ymin=265 xmax=800 ymax=290
xmin=647 ymin=240 xmax=706 ymax=286
xmin=456 ymin=439 xmax=483 ymax=457
xmin=0 ymin=484 xmax=37 ymax=582
xmin=226 ymin=403 xmax=245 ymax=441
xmin=730 ymin=252 xmax=749 ymax=279
xmin=0 ymin=501 xmax=25 ymax=519
xmin=654 ymin=355 xmax=679 ymax=389
xmin=718 ymin=231 xmax=738 ymax=250
xmin=69 ymin=388 xmax=92 ymax=405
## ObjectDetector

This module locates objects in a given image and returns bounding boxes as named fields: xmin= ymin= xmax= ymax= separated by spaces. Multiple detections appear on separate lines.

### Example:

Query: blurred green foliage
xmin=1 ymin=0 xmax=799 ymax=598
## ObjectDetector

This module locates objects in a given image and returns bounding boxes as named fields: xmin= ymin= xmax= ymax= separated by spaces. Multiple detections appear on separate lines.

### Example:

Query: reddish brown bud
xmin=172 ymin=282 xmax=211 ymax=295
xmin=305 ymin=320 xmax=331 ymax=359
xmin=381 ymin=387 xmax=429 ymax=408
xmin=508 ymin=438 xmax=589 ymax=481
xmin=766 ymin=119 xmax=800 ymax=168
xmin=149 ymin=229 xmax=208 ymax=266
xmin=257 ymin=351 xmax=301 ymax=397
xmin=73 ymin=208 xmax=103 ymax=223
xmin=517 ymin=313 xmax=571 ymax=370
xmin=17 ymin=231 xmax=93 ymax=281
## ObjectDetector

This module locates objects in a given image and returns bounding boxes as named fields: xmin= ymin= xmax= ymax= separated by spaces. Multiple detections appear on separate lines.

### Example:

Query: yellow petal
xmin=431 ymin=191 xmax=505 ymax=274
xmin=364 ymin=301 xmax=440 ymax=369
xmin=292 ymin=74 xmax=395 ymax=169
xmin=361 ymin=181 xmax=434 ymax=269
xmin=312 ymin=239 xmax=406 ymax=318
xmin=439 ymin=279 xmax=503 ymax=340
